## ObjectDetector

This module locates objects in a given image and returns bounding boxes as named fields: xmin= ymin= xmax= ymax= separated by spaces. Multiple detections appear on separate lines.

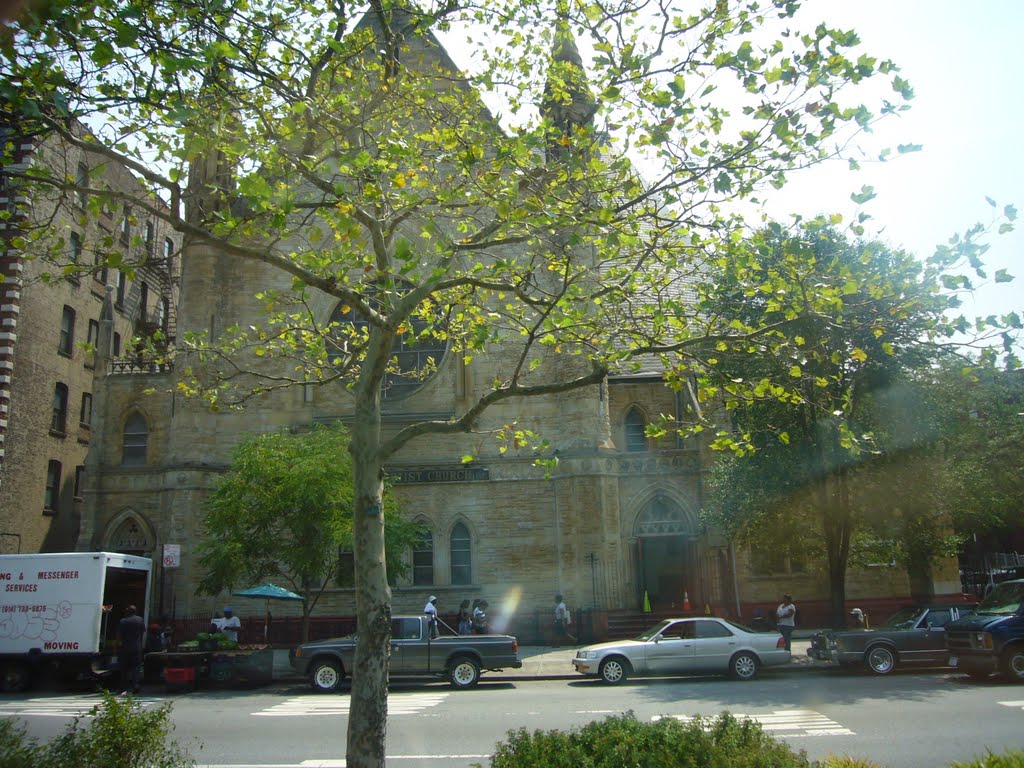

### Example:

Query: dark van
xmin=946 ymin=579 xmax=1024 ymax=682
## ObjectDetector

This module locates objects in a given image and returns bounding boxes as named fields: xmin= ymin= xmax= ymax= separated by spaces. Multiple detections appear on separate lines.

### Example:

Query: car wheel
xmin=865 ymin=645 xmax=897 ymax=675
xmin=448 ymin=656 xmax=480 ymax=689
xmin=1000 ymin=647 xmax=1024 ymax=682
xmin=310 ymin=659 xmax=344 ymax=692
xmin=1 ymin=662 xmax=31 ymax=693
xmin=599 ymin=656 xmax=629 ymax=685
xmin=729 ymin=652 xmax=759 ymax=680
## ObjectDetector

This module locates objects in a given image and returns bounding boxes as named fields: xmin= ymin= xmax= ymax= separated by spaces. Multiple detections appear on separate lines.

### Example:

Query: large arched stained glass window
xmin=327 ymin=286 xmax=447 ymax=400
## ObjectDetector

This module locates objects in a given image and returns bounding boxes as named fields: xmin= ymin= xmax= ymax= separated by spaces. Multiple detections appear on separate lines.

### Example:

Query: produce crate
xmin=164 ymin=666 xmax=196 ymax=691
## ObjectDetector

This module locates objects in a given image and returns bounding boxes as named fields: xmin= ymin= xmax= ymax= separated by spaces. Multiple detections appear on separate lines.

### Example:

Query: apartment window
xmin=139 ymin=281 xmax=149 ymax=318
xmin=624 ymin=407 xmax=647 ymax=452
xmin=92 ymin=251 xmax=108 ymax=284
xmin=157 ymin=296 xmax=169 ymax=333
xmin=51 ymin=383 xmax=69 ymax=434
xmin=44 ymin=460 xmax=62 ymax=513
xmin=87 ymin=319 xmax=99 ymax=347
xmin=69 ymin=232 xmax=82 ymax=274
xmin=80 ymin=392 xmax=93 ymax=428
xmin=58 ymin=306 xmax=75 ymax=356
xmin=120 ymin=206 xmax=131 ymax=245
xmin=75 ymin=163 xmax=88 ymax=208
xmin=163 ymin=237 xmax=174 ymax=271
xmin=115 ymin=270 xmax=127 ymax=307
xmin=450 ymin=522 xmax=471 ymax=585
xmin=73 ymin=466 xmax=86 ymax=500
xmin=144 ymin=221 xmax=155 ymax=259
xmin=122 ymin=411 xmax=148 ymax=465
xmin=412 ymin=529 xmax=434 ymax=586
xmin=113 ymin=332 xmax=121 ymax=356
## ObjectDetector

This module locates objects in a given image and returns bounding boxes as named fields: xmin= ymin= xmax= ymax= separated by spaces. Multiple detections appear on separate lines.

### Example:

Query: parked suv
xmin=946 ymin=579 xmax=1024 ymax=682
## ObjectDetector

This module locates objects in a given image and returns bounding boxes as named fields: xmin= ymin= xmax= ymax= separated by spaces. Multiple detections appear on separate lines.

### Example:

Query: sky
xmin=760 ymin=0 xmax=1023 ymax=324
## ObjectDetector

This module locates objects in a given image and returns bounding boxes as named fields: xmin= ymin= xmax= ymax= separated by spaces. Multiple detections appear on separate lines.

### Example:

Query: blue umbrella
xmin=232 ymin=583 xmax=304 ymax=641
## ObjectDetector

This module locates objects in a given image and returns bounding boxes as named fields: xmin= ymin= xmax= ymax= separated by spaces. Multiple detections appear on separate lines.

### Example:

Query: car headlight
xmin=576 ymin=650 xmax=600 ymax=660
xmin=974 ymin=632 xmax=993 ymax=650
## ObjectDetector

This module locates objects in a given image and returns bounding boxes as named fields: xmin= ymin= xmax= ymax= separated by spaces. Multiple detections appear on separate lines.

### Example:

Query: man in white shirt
xmin=423 ymin=596 xmax=438 ymax=638
xmin=776 ymin=594 xmax=796 ymax=652
xmin=220 ymin=607 xmax=242 ymax=644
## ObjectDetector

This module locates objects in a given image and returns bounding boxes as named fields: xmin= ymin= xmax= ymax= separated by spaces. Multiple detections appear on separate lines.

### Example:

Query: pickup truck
xmin=946 ymin=578 xmax=1024 ymax=682
xmin=291 ymin=615 xmax=522 ymax=691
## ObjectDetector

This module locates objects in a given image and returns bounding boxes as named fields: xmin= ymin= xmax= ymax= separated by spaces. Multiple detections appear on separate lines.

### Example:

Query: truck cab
xmin=946 ymin=578 xmax=1024 ymax=682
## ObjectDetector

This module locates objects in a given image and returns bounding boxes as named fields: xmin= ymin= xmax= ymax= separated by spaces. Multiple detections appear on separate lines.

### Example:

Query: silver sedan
xmin=572 ymin=617 xmax=790 ymax=683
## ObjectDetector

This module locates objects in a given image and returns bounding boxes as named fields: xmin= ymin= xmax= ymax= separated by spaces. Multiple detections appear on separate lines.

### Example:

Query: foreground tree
xmin=196 ymin=423 xmax=421 ymax=641
xmin=2 ymin=1 xmax=1010 ymax=764
xmin=698 ymin=224 xmax=1015 ymax=626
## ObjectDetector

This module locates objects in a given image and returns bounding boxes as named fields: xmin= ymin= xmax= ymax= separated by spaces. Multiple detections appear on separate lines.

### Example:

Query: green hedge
xmin=485 ymin=711 xmax=814 ymax=768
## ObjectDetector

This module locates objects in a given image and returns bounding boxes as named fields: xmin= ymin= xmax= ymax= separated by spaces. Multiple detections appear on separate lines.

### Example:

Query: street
xmin=3 ymin=668 xmax=1024 ymax=768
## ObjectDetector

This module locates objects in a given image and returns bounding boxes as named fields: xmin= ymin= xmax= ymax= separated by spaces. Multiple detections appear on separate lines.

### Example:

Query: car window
xmin=392 ymin=618 xmax=421 ymax=640
xmin=663 ymin=621 xmax=695 ymax=639
xmin=924 ymin=609 xmax=951 ymax=628
xmin=696 ymin=620 xmax=733 ymax=639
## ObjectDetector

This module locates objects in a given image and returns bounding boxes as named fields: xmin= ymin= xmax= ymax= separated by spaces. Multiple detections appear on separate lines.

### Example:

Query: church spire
xmin=541 ymin=5 xmax=597 ymax=160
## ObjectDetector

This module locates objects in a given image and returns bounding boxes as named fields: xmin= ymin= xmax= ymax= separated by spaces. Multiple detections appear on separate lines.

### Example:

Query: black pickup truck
xmin=291 ymin=615 xmax=522 ymax=691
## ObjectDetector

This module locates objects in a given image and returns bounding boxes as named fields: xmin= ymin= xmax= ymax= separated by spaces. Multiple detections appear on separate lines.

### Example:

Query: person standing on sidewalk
xmin=776 ymin=593 xmax=797 ymax=652
xmin=117 ymin=604 xmax=146 ymax=694
xmin=423 ymin=596 xmax=439 ymax=638
xmin=554 ymin=594 xmax=576 ymax=646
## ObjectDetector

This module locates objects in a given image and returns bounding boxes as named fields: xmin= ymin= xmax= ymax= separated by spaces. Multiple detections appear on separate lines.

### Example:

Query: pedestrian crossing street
xmin=0 ymin=694 xmax=164 ymax=718
xmin=654 ymin=709 xmax=855 ymax=738
xmin=253 ymin=693 xmax=449 ymax=718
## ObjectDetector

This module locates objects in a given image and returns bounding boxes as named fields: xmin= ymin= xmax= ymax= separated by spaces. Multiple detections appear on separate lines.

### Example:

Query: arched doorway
xmin=632 ymin=491 xmax=700 ymax=612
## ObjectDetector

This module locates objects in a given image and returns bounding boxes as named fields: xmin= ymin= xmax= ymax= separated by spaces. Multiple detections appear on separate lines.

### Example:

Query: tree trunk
xmin=345 ymin=379 xmax=391 ymax=768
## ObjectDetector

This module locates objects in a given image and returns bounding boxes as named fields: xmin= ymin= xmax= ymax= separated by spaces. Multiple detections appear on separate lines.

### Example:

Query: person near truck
xmin=776 ymin=594 xmax=797 ymax=652
xmin=423 ymin=596 xmax=439 ymax=638
xmin=117 ymin=604 xmax=146 ymax=695
xmin=472 ymin=600 xmax=489 ymax=634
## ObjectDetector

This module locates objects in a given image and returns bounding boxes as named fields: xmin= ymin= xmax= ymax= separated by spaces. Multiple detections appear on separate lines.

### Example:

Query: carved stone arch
xmin=102 ymin=508 xmax=156 ymax=556
xmin=630 ymin=488 xmax=701 ymax=539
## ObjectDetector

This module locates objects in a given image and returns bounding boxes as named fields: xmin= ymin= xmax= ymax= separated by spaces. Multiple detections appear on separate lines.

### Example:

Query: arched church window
xmin=625 ymin=407 xmax=647 ymax=452
xmin=122 ymin=411 xmax=148 ymax=465
xmin=450 ymin=522 xmax=471 ymax=585
xmin=326 ymin=282 xmax=447 ymax=400
xmin=413 ymin=529 xmax=434 ymax=586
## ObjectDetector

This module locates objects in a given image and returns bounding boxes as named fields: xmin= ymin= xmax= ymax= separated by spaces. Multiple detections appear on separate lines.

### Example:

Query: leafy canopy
xmin=197 ymin=423 xmax=419 ymax=597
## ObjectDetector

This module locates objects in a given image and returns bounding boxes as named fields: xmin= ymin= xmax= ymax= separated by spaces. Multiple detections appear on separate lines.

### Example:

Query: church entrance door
xmin=633 ymin=491 xmax=700 ymax=612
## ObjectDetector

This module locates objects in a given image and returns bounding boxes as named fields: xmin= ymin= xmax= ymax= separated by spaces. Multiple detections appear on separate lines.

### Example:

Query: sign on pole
xmin=163 ymin=544 xmax=181 ymax=569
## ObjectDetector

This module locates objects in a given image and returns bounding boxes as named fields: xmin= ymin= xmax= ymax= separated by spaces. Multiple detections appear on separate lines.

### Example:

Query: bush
xmin=819 ymin=757 xmax=881 ymax=768
xmin=484 ymin=711 xmax=814 ymax=768
xmin=952 ymin=752 xmax=1024 ymax=768
xmin=0 ymin=692 xmax=195 ymax=768
xmin=0 ymin=719 xmax=39 ymax=768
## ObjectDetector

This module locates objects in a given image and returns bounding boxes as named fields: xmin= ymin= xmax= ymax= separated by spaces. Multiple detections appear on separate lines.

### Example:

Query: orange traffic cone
xmin=683 ymin=591 xmax=691 ymax=611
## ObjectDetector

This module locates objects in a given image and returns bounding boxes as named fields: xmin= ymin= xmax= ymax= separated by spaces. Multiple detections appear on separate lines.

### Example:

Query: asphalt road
xmin=4 ymin=668 xmax=1024 ymax=767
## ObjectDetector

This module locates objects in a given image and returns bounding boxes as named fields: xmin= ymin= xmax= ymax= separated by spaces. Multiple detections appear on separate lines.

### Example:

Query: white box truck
xmin=0 ymin=552 xmax=152 ymax=691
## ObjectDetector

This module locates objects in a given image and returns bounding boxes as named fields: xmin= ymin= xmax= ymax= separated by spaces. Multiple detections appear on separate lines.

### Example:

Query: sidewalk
xmin=270 ymin=637 xmax=829 ymax=684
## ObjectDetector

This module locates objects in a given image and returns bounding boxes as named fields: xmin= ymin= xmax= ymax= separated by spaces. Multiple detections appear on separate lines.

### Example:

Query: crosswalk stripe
xmin=0 ymin=695 xmax=163 ymax=718
xmin=998 ymin=700 xmax=1024 ymax=709
xmin=653 ymin=709 xmax=854 ymax=737
xmin=253 ymin=693 xmax=448 ymax=718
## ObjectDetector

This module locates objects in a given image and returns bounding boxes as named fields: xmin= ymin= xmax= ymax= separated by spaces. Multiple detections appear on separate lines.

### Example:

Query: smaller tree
xmin=196 ymin=423 xmax=420 ymax=640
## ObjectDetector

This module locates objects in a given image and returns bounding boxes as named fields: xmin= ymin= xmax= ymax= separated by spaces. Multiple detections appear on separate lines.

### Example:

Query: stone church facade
xmin=3 ymin=13 xmax=963 ymax=635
